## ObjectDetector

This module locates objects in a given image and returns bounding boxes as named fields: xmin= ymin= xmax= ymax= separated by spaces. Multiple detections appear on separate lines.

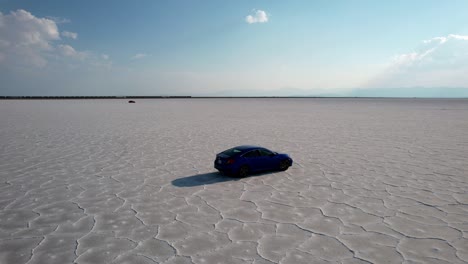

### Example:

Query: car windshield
xmin=221 ymin=148 xmax=242 ymax=157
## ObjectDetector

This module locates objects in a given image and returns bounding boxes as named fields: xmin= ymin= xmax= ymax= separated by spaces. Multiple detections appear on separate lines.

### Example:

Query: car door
xmin=258 ymin=149 xmax=276 ymax=170
xmin=242 ymin=150 xmax=262 ymax=171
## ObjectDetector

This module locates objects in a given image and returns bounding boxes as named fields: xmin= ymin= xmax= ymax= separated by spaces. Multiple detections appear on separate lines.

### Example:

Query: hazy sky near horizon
xmin=1 ymin=0 xmax=468 ymax=96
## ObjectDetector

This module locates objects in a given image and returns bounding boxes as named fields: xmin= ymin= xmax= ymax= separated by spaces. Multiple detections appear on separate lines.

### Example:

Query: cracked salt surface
xmin=1 ymin=98 xmax=468 ymax=264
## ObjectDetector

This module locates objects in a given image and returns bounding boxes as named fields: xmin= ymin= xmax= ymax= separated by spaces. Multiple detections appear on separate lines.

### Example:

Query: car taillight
xmin=227 ymin=159 xmax=235 ymax=164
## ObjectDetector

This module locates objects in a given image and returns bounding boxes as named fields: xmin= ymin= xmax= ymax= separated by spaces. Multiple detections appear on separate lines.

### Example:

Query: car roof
xmin=234 ymin=145 xmax=264 ymax=152
xmin=219 ymin=145 xmax=274 ymax=157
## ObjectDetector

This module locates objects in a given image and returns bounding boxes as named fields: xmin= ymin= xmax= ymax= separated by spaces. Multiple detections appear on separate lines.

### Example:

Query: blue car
xmin=214 ymin=145 xmax=293 ymax=177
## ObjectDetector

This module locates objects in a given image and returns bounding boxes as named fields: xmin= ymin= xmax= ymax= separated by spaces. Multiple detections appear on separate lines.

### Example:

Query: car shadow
xmin=171 ymin=171 xmax=280 ymax=187
xmin=171 ymin=172 xmax=238 ymax=187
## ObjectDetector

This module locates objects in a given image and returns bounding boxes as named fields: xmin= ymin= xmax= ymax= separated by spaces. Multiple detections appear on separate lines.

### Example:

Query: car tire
xmin=279 ymin=160 xmax=289 ymax=171
xmin=238 ymin=165 xmax=249 ymax=178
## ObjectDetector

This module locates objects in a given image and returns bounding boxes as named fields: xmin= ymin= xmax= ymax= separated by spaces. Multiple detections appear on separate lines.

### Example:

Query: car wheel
xmin=238 ymin=165 xmax=249 ymax=178
xmin=279 ymin=160 xmax=289 ymax=171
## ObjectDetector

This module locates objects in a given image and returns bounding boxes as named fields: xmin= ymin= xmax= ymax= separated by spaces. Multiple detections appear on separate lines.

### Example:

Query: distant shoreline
xmin=1 ymin=96 xmax=467 ymax=100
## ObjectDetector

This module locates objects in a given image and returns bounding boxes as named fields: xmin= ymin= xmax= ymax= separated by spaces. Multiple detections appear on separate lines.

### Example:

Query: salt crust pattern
xmin=0 ymin=98 xmax=467 ymax=263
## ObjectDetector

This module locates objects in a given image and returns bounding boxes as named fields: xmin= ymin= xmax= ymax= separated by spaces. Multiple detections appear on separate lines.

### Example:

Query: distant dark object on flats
xmin=128 ymin=100 xmax=136 ymax=103
xmin=214 ymin=145 xmax=293 ymax=177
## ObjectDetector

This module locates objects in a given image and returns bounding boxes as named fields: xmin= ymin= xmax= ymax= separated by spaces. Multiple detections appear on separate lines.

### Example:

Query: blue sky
xmin=1 ymin=0 xmax=468 ymax=96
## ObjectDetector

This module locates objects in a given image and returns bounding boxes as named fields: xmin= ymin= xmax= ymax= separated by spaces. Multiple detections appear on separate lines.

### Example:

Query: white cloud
xmin=62 ymin=31 xmax=78 ymax=39
xmin=0 ymin=9 xmax=105 ymax=68
xmin=131 ymin=53 xmax=148 ymax=60
xmin=365 ymin=34 xmax=468 ymax=88
xmin=246 ymin=10 xmax=268 ymax=24
xmin=391 ymin=47 xmax=437 ymax=67
xmin=0 ymin=10 xmax=59 ymax=49
xmin=393 ymin=34 xmax=468 ymax=67
xmin=423 ymin=34 xmax=468 ymax=45
xmin=0 ymin=9 xmax=62 ymax=67
xmin=101 ymin=54 xmax=109 ymax=60
xmin=448 ymin=34 xmax=468 ymax=40
xmin=58 ymin=44 xmax=87 ymax=60
xmin=423 ymin=36 xmax=447 ymax=44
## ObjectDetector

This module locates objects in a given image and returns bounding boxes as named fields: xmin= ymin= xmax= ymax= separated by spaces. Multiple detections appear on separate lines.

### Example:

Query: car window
xmin=221 ymin=148 xmax=242 ymax=157
xmin=243 ymin=150 xmax=259 ymax=158
xmin=259 ymin=149 xmax=273 ymax=156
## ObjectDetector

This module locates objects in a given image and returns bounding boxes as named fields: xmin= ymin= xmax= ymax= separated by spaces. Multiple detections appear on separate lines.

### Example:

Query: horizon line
xmin=1 ymin=96 xmax=468 ymax=100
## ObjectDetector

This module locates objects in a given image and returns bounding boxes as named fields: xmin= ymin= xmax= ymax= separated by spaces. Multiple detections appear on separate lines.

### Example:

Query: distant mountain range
xmin=345 ymin=87 xmax=468 ymax=98
xmin=198 ymin=87 xmax=468 ymax=98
